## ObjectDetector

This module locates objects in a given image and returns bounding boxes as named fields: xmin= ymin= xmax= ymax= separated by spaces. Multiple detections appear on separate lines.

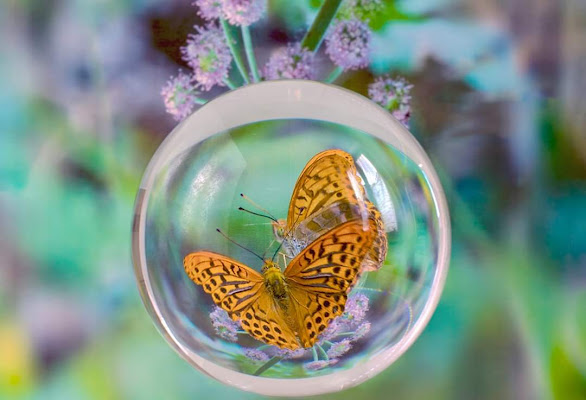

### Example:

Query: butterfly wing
xmin=286 ymin=149 xmax=367 ymax=230
xmin=184 ymin=251 xmax=301 ymax=349
xmin=232 ymin=293 xmax=301 ymax=350
xmin=363 ymin=201 xmax=388 ymax=271
xmin=284 ymin=149 xmax=388 ymax=271
xmin=183 ymin=251 xmax=264 ymax=314
xmin=284 ymin=218 xmax=377 ymax=347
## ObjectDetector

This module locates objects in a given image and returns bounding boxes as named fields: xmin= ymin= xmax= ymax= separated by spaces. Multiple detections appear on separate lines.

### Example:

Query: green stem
xmin=311 ymin=346 xmax=319 ymax=361
xmin=316 ymin=343 xmax=329 ymax=360
xmin=253 ymin=356 xmax=282 ymax=376
xmin=193 ymin=97 xmax=207 ymax=105
xmin=220 ymin=18 xmax=249 ymax=84
xmin=301 ymin=0 xmax=344 ymax=52
xmin=241 ymin=26 xmax=260 ymax=82
xmin=223 ymin=78 xmax=237 ymax=90
xmin=325 ymin=66 xmax=344 ymax=83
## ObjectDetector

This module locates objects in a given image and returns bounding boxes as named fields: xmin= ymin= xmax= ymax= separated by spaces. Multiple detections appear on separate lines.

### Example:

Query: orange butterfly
xmin=184 ymin=218 xmax=378 ymax=350
xmin=268 ymin=149 xmax=387 ymax=272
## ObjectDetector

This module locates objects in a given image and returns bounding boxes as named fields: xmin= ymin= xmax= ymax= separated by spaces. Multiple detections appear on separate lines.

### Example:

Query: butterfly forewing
xmin=184 ymin=251 xmax=301 ymax=349
xmin=183 ymin=252 xmax=264 ymax=314
xmin=287 ymin=150 xmax=365 ymax=229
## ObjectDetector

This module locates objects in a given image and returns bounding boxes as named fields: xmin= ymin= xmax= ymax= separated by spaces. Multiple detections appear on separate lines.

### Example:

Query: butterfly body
xmin=261 ymin=261 xmax=289 ymax=303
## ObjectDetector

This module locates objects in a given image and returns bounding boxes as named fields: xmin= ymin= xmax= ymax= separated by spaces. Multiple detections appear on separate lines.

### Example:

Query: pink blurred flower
xmin=160 ymin=71 xmax=202 ymax=121
xmin=274 ymin=347 xmax=307 ymax=359
xmin=326 ymin=339 xmax=352 ymax=358
xmin=193 ymin=0 xmax=223 ymax=20
xmin=352 ymin=321 xmax=371 ymax=341
xmin=263 ymin=43 xmax=316 ymax=80
xmin=341 ymin=293 xmax=369 ymax=325
xmin=368 ymin=75 xmax=413 ymax=126
xmin=209 ymin=307 xmax=240 ymax=342
xmin=244 ymin=347 xmax=270 ymax=361
xmin=181 ymin=24 xmax=232 ymax=91
xmin=222 ymin=0 xmax=266 ymax=26
xmin=391 ymin=106 xmax=412 ymax=127
xmin=325 ymin=18 xmax=371 ymax=71
xmin=304 ymin=359 xmax=339 ymax=371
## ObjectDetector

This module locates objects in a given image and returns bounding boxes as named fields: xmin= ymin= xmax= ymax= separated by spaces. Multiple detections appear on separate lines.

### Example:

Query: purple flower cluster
xmin=319 ymin=292 xmax=370 ymax=343
xmin=181 ymin=24 xmax=232 ymax=91
xmin=243 ymin=347 xmax=270 ymax=362
xmin=209 ymin=293 xmax=371 ymax=371
xmin=222 ymin=0 xmax=266 ymax=26
xmin=368 ymin=75 xmax=413 ymax=126
xmin=210 ymin=306 xmax=240 ymax=342
xmin=263 ymin=43 xmax=316 ymax=80
xmin=326 ymin=339 xmax=352 ymax=359
xmin=304 ymin=359 xmax=338 ymax=371
xmin=194 ymin=0 xmax=266 ymax=26
xmin=193 ymin=0 xmax=223 ymax=20
xmin=325 ymin=18 xmax=371 ymax=71
xmin=160 ymin=71 xmax=201 ymax=121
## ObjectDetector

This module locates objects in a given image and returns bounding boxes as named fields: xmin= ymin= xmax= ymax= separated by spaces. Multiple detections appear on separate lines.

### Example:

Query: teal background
xmin=1 ymin=0 xmax=586 ymax=399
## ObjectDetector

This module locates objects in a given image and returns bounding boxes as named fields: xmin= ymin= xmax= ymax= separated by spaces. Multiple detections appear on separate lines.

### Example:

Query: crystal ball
xmin=132 ymin=81 xmax=450 ymax=396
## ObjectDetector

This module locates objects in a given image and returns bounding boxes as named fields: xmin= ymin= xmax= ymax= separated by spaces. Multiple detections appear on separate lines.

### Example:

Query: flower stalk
xmin=241 ymin=26 xmax=260 ymax=82
xmin=325 ymin=66 xmax=344 ymax=83
xmin=301 ymin=0 xmax=344 ymax=52
xmin=316 ymin=343 xmax=329 ymax=360
xmin=220 ymin=18 xmax=250 ymax=84
xmin=223 ymin=78 xmax=237 ymax=89
xmin=253 ymin=356 xmax=283 ymax=376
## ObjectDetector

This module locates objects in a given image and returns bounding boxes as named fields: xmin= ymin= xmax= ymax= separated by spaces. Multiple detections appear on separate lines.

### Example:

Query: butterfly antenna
xmin=216 ymin=228 xmax=264 ymax=261
xmin=240 ymin=193 xmax=278 ymax=220
xmin=238 ymin=207 xmax=278 ymax=222
xmin=271 ymin=241 xmax=284 ymax=262
xmin=272 ymin=207 xmax=306 ymax=262
xmin=282 ymin=206 xmax=306 ymax=240
xmin=261 ymin=238 xmax=276 ymax=259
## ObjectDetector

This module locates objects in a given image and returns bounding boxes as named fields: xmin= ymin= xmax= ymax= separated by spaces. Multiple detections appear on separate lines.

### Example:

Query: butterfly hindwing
xmin=284 ymin=218 xmax=377 ymax=347
xmin=363 ymin=201 xmax=388 ymax=271
xmin=284 ymin=218 xmax=377 ymax=291
xmin=288 ymin=286 xmax=348 ymax=347
xmin=233 ymin=292 xmax=301 ymax=350
xmin=183 ymin=251 xmax=264 ymax=314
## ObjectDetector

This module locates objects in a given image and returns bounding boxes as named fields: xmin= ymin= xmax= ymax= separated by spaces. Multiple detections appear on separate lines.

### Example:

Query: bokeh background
xmin=1 ymin=0 xmax=586 ymax=399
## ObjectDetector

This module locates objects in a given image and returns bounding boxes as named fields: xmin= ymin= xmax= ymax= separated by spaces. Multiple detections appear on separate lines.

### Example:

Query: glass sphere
xmin=132 ymin=81 xmax=450 ymax=396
